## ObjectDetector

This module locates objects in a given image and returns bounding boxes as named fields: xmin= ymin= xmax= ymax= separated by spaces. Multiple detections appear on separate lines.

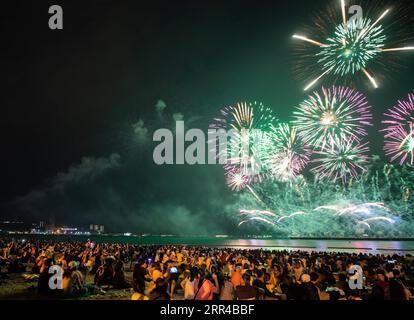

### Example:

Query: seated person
xmin=7 ymin=255 xmax=26 ymax=273
xmin=235 ymin=273 xmax=256 ymax=300
xmin=149 ymin=278 xmax=170 ymax=300
xmin=37 ymin=258 xmax=55 ymax=296
xmin=63 ymin=261 xmax=99 ymax=297
xmin=112 ymin=260 xmax=131 ymax=289
xmin=94 ymin=257 xmax=114 ymax=287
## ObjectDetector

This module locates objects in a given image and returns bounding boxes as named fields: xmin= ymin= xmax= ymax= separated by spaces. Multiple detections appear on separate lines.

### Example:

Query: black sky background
xmin=1 ymin=0 xmax=414 ymax=233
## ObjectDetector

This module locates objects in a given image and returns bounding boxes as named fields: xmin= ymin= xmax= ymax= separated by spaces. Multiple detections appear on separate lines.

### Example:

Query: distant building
xmin=0 ymin=220 xmax=29 ymax=233
xmin=89 ymin=224 xmax=105 ymax=234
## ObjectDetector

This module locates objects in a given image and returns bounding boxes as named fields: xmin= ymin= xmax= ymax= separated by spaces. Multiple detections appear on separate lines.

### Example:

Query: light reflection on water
xmin=217 ymin=239 xmax=413 ymax=254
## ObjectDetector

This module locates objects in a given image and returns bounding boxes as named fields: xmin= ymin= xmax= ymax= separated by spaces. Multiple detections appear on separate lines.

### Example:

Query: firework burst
xmin=383 ymin=94 xmax=414 ymax=165
xmin=293 ymin=86 xmax=372 ymax=148
xmin=293 ymin=0 xmax=414 ymax=90
xmin=265 ymin=123 xmax=312 ymax=182
xmin=210 ymin=101 xmax=278 ymax=184
xmin=210 ymin=101 xmax=277 ymax=132
xmin=226 ymin=169 xmax=249 ymax=192
xmin=317 ymin=17 xmax=386 ymax=77
xmin=311 ymin=137 xmax=370 ymax=183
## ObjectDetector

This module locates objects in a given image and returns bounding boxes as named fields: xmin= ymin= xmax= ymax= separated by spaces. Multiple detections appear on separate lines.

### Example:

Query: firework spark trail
xmin=238 ymin=217 xmax=275 ymax=227
xmin=357 ymin=221 xmax=371 ymax=229
xmin=361 ymin=68 xmax=379 ymax=89
xmin=337 ymin=206 xmax=371 ymax=216
xmin=313 ymin=203 xmax=390 ymax=216
xmin=356 ymin=9 xmax=389 ymax=42
xmin=379 ymin=47 xmax=414 ymax=52
xmin=336 ymin=203 xmax=391 ymax=216
xmin=313 ymin=205 xmax=340 ymax=212
xmin=237 ymin=190 xmax=401 ymax=234
xmin=277 ymin=211 xmax=307 ymax=223
xmin=239 ymin=202 xmax=396 ymax=231
xmin=292 ymin=35 xmax=327 ymax=47
xmin=362 ymin=217 xmax=396 ymax=224
xmin=362 ymin=203 xmax=391 ymax=212
xmin=239 ymin=209 xmax=278 ymax=217
xmin=341 ymin=0 xmax=347 ymax=29
xmin=246 ymin=185 xmax=266 ymax=205
xmin=304 ymin=68 xmax=333 ymax=92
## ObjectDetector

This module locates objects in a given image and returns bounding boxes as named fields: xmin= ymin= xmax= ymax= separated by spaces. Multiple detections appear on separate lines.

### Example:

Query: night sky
xmin=1 ymin=0 xmax=414 ymax=234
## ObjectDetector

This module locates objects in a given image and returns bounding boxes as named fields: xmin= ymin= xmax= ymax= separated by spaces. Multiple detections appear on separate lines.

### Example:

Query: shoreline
xmin=3 ymin=233 xmax=414 ymax=241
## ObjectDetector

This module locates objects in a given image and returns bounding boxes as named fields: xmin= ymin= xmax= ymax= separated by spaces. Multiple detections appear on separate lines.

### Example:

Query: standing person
xmin=220 ymin=275 xmax=236 ymax=300
xmin=194 ymin=269 xmax=219 ymax=300
xmin=231 ymin=265 xmax=243 ymax=289
xmin=165 ymin=263 xmax=179 ymax=299
xmin=210 ymin=265 xmax=222 ymax=300
xmin=133 ymin=259 xmax=148 ymax=294
xmin=180 ymin=269 xmax=196 ymax=300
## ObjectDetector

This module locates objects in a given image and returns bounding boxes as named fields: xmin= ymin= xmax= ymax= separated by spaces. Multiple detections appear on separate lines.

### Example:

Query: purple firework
xmin=293 ymin=86 xmax=373 ymax=149
xmin=382 ymin=94 xmax=414 ymax=165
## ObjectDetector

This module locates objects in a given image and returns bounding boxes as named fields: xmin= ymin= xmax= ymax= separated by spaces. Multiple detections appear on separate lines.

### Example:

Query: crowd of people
xmin=1 ymin=237 xmax=413 ymax=300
